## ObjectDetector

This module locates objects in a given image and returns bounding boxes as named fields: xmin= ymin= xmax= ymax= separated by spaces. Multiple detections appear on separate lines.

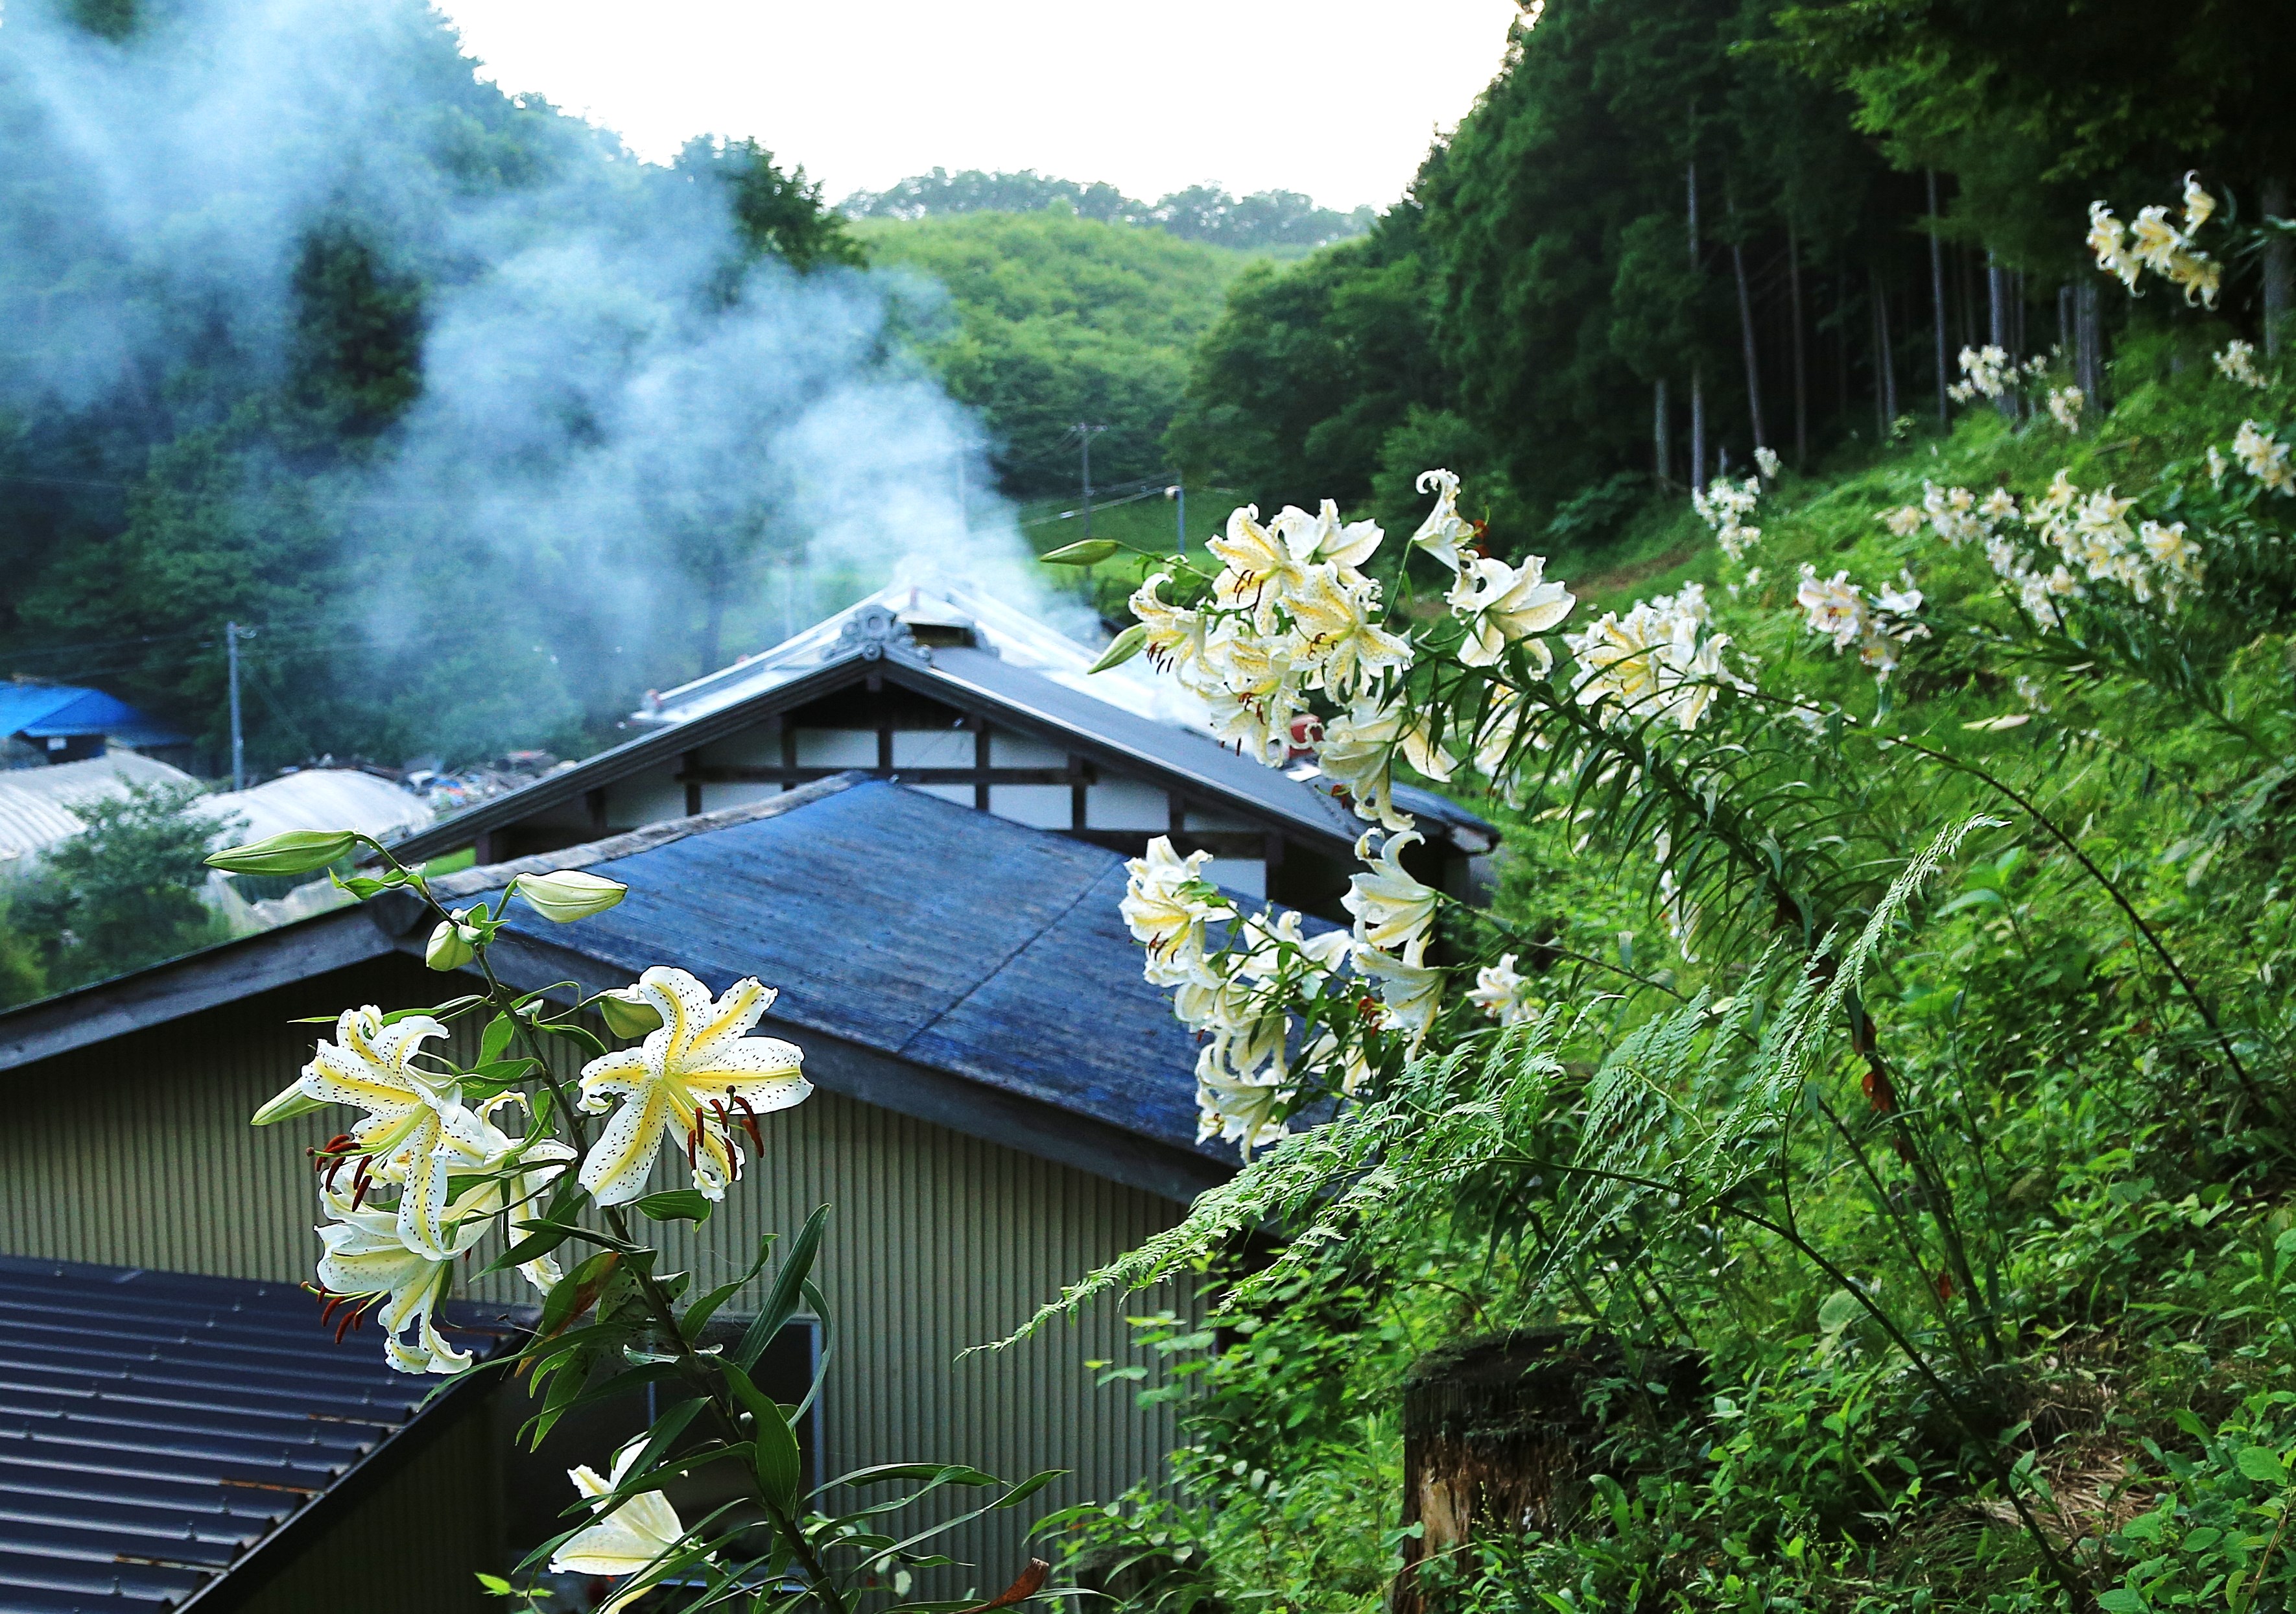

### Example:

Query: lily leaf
xmin=630 ymin=1188 xmax=715 ymax=1225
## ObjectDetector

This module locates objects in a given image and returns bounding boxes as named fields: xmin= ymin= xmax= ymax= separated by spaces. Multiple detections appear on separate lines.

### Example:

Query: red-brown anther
xmin=732 ymin=1093 xmax=764 ymax=1149
xmin=349 ymin=1159 xmax=376 ymax=1213
xmin=334 ymin=1303 xmax=364 ymax=1344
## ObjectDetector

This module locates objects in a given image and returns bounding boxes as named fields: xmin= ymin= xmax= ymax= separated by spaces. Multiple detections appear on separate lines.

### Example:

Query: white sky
xmin=431 ymin=1 xmax=1524 ymax=211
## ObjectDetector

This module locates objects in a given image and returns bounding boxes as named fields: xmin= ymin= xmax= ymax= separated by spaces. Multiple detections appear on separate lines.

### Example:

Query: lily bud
xmin=207 ymin=829 xmax=357 ymax=875
xmin=425 ymin=917 xmax=477 ymax=971
xmin=1087 ymin=623 xmax=1147 ymax=674
xmin=598 ymin=985 xmax=664 ymax=1039
xmin=513 ymin=870 xmax=627 ymax=923
xmin=251 ymin=1078 xmax=328 ymax=1126
xmin=1042 ymin=539 xmax=1118 ymax=566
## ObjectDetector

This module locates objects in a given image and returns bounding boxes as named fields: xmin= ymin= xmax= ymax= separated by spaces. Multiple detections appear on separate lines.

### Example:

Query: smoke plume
xmin=0 ymin=0 xmax=1043 ymax=762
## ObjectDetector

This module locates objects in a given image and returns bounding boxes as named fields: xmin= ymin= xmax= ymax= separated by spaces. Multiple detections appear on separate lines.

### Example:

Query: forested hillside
xmin=844 ymin=169 xmax=1374 ymax=255
xmin=854 ymin=209 xmax=1250 ymax=499
xmin=1168 ymin=0 xmax=2296 ymax=561
xmin=0 ymin=0 xmax=936 ymax=774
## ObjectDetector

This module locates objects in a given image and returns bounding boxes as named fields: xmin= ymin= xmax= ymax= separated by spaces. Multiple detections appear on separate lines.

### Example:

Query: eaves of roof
xmin=385 ymin=637 xmax=1486 ymax=868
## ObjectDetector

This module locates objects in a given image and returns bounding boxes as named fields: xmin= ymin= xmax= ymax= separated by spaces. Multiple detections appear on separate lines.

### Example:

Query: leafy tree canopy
xmin=856 ymin=209 xmax=1251 ymax=497
xmin=843 ymin=168 xmax=1375 ymax=255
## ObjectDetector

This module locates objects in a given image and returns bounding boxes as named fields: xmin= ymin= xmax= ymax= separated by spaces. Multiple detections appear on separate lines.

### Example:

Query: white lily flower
xmin=1467 ymin=953 xmax=1541 ymax=1027
xmin=1343 ymin=831 xmax=1439 ymax=954
xmin=576 ymin=969 xmax=809 ymax=1206
xmin=1283 ymin=498 xmax=1384 ymax=586
xmin=1286 ymin=562 xmax=1413 ymax=696
xmin=1410 ymin=468 xmax=1476 ymax=573
xmin=1353 ymin=936 xmax=1443 ymax=1050
xmin=2183 ymin=172 xmax=2216 ymax=233
xmin=1122 ymin=837 xmax=1220 ymax=983
xmin=2216 ymin=340 xmax=2266 ymax=390
xmin=1208 ymin=504 xmax=1310 ymax=628
xmin=1447 ymin=554 xmax=1574 ymax=669
xmin=551 ymin=1438 xmax=693 ymax=1613
xmin=1130 ymin=573 xmax=1211 ymax=685
xmin=1794 ymin=569 xmax=1868 ymax=653
xmin=313 ymin=1183 xmax=473 ymax=1375
xmin=2235 ymin=420 xmax=2294 ymax=493
xmin=1194 ymin=1038 xmax=1293 ymax=1157
xmin=2087 ymin=203 xmax=2139 ymax=290
xmin=278 ymin=1007 xmax=506 ymax=1261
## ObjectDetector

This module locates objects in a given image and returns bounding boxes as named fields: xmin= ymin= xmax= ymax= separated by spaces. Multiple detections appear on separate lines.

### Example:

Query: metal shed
xmin=0 ymin=1253 xmax=507 ymax=1613
xmin=0 ymin=777 xmax=1232 ymax=1607
xmin=0 ymin=686 xmax=185 ymax=765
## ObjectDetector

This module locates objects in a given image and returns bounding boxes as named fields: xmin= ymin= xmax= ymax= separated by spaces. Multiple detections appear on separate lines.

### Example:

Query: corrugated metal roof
xmin=637 ymin=580 xmax=1207 ymax=731
xmin=0 ymin=1253 xmax=501 ymax=1611
xmin=0 ymin=687 xmax=185 ymax=749
xmin=0 ymin=754 xmax=203 ymax=867
xmin=440 ymin=777 xmax=1233 ymax=1161
xmin=199 ymin=772 xmax=431 ymax=847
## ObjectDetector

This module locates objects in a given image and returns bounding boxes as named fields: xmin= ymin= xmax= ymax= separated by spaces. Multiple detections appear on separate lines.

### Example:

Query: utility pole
xmin=1166 ymin=482 xmax=1186 ymax=555
xmin=1072 ymin=423 xmax=1107 ymax=539
xmin=224 ymin=621 xmax=245 ymax=791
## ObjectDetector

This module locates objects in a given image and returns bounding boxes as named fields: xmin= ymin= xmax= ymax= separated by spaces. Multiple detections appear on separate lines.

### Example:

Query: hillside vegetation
xmin=856 ymin=209 xmax=1253 ymax=499
xmin=1052 ymin=297 xmax=2296 ymax=1612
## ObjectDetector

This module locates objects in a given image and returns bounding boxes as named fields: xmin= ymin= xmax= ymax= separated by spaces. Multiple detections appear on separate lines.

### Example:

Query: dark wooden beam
xmin=680 ymin=765 xmax=1087 ymax=787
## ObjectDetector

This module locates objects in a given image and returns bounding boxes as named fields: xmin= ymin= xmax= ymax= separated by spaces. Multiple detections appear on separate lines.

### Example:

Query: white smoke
xmin=0 ymin=0 xmax=1047 ymax=758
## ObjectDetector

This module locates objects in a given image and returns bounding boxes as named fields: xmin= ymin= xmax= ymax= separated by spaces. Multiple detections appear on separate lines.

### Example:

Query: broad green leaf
xmin=722 ymin=1360 xmax=803 ymax=1511
xmin=738 ymin=1204 xmax=829 ymax=1370
xmin=630 ymin=1189 xmax=715 ymax=1224
xmin=2237 ymin=1445 xmax=2288 ymax=1486
xmin=480 ymin=1013 xmax=515 ymax=1065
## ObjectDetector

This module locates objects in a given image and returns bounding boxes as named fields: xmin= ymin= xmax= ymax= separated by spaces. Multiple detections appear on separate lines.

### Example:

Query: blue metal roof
xmin=463 ymin=779 xmax=1231 ymax=1161
xmin=0 ymin=1253 xmax=498 ymax=1612
xmin=0 ymin=686 xmax=185 ymax=750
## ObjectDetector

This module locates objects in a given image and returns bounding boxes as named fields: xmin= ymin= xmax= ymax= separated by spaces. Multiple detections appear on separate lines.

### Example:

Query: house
xmin=0 ymin=682 xmax=187 ymax=767
xmin=385 ymin=583 xmax=1498 ymax=917
xmin=0 ymin=776 xmax=1231 ymax=1610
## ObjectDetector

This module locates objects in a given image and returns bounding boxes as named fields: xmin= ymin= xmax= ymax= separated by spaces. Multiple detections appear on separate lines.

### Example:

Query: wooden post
xmin=1389 ymin=1331 xmax=1702 ymax=1614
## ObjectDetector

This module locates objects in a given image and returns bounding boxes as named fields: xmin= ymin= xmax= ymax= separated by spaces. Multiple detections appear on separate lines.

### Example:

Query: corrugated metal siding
xmin=222 ymin=1392 xmax=500 ymax=1614
xmin=0 ymin=958 xmax=1191 ymax=1591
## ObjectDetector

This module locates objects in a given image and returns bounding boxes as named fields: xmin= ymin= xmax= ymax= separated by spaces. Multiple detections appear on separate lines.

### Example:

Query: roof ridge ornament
xmin=832 ymin=602 xmax=929 ymax=665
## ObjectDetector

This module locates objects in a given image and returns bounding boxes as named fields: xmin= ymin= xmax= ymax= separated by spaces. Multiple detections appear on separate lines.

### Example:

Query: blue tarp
xmin=0 ymin=685 xmax=185 ymax=749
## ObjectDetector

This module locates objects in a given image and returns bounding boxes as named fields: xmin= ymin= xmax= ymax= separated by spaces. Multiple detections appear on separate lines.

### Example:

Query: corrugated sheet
xmin=0 ymin=1250 xmax=500 ymax=1612
xmin=0 ymin=686 xmax=185 ymax=748
xmin=200 ymin=771 xmax=431 ymax=847
xmin=0 ymin=754 xmax=201 ymax=866
xmin=0 ymin=958 xmax=1192 ymax=1593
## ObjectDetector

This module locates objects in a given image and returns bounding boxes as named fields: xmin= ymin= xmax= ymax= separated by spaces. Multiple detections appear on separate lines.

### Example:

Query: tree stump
xmin=1389 ymin=1329 xmax=1703 ymax=1614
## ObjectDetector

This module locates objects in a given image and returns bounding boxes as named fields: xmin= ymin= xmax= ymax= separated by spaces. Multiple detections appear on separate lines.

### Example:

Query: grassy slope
xmin=1056 ymin=326 xmax=2296 ymax=1613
